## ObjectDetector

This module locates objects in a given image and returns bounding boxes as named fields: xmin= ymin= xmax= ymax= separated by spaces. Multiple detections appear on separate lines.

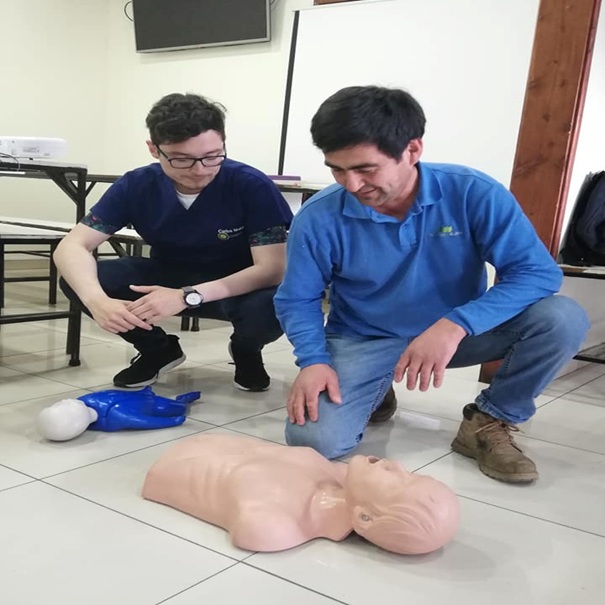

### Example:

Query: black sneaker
xmin=228 ymin=341 xmax=270 ymax=392
xmin=369 ymin=385 xmax=398 ymax=423
xmin=113 ymin=335 xmax=186 ymax=388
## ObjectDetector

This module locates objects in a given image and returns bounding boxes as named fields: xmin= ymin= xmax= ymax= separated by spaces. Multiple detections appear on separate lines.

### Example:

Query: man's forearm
xmin=193 ymin=263 xmax=283 ymax=302
xmin=53 ymin=242 xmax=107 ymax=307
xmin=274 ymin=297 xmax=330 ymax=368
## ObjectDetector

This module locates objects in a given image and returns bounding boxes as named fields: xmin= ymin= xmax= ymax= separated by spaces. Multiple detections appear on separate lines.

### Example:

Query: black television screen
xmin=132 ymin=0 xmax=271 ymax=53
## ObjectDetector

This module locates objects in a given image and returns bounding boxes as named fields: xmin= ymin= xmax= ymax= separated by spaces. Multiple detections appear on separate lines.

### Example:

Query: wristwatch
xmin=182 ymin=286 xmax=204 ymax=308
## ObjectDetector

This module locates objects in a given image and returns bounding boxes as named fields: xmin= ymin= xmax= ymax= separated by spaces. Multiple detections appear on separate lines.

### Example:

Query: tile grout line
xmin=240 ymin=560 xmax=350 ymax=604
xmin=152 ymin=561 xmax=242 ymax=605
xmin=38 ymin=480 xmax=245 ymax=563
xmin=457 ymin=493 xmax=605 ymax=540
xmin=36 ymin=421 xmax=217 ymax=480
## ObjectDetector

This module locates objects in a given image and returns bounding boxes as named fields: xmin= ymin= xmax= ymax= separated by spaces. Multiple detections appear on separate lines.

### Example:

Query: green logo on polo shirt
xmin=217 ymin=226 xmax=245 ymax=240
xmin=430 ymin=225 xmax=462 ymax=238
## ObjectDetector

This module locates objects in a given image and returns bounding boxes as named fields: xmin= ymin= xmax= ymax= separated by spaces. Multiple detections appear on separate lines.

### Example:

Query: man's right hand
xmin=88 ymin=298 xmax=152 ymax=334
xmin=287 ymin=364 xmax=342 ymax=425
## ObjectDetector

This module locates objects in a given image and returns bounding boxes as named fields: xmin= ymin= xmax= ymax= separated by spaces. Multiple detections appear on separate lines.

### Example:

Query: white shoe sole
xmin=233 ymin=380 xmax=270 ymax=392
xmin=116 ymin=354 xmax=187 ymax=388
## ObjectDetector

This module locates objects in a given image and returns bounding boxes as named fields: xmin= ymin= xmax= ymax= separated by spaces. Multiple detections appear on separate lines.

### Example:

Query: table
xmin=0 ymin=161 xmax=328 ymax=217
xmin=0 ymin=163 xmax=139 ymax=256
xmin=270 ymin=179 xmax=327 ymax=201
xmin=0 ymin=158 xmax=88 ymax=222
xmin=0 ymin=216 xmax=143 ymax=258
xmin=85 ymin=174 xmax=327 ymax=204
xmin=0 ymin=224 xmax=81 ymax=366
xmin=560 ymin=264 xmax=605 ymax=364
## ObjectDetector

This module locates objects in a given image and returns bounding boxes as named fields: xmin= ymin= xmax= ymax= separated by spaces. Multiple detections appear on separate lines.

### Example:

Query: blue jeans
xmin=59 ymin=256 xmax=283 ymax=353
xmin=285 ymin=295 xmax=590 ymax=459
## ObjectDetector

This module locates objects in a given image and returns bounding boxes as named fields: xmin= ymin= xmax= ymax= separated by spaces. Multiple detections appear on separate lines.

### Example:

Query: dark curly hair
xmin=311 ymin=86 xmax=426 ymax=159
xmin=145 ymin=93 xmax=226 ymax=145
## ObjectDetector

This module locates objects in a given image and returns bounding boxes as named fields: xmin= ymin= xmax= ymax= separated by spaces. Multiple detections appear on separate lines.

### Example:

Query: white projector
xmin=0 ymin=136 xmax=67 ymax=159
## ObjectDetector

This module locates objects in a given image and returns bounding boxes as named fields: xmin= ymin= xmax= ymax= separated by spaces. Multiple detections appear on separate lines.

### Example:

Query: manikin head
xmin=345 ymin=456 xmax=460 ymax=555
xmin=37 ymin=399 xmax=98 ymax=441
xmin=145 ymin=92 xmax=227 ymax=195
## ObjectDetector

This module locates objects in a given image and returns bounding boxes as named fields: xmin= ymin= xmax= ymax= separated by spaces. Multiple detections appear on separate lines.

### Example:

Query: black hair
xmin=145 ymin=93 xmax=226 ymax=145
xmin=310 ymin=86 xmax=426 ymax=159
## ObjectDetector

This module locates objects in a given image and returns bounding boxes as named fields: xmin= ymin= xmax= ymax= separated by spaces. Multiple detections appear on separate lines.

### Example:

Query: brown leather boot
xmin=369 ymin=385 xmax=398 ymax=423
xmin=451 ymin=404 xmax=538 ymax=483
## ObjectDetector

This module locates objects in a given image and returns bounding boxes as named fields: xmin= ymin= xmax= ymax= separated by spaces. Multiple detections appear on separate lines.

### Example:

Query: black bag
xmin=559 ymin=171 xmax=605 ymax=266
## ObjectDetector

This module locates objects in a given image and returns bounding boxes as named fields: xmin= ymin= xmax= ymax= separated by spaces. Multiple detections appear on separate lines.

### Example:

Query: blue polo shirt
xmin=274 ymin=162 xmax=563 ymax=368
xmin=90 ymin=160 xmax=292 ymax=275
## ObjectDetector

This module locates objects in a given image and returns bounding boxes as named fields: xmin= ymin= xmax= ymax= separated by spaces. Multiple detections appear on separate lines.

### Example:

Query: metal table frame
xmin=0 ymin=161 xmax=89 ymax=365
xmin=0 ymin=227 xmax=81 ymax=366
xmin=561 ymin=265 xmax=605 ymax=364
xmin=0 ymin=159 xmax=88 ymax=221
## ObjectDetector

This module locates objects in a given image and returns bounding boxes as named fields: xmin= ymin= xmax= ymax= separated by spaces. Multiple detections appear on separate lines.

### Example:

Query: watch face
xmin=186 ymin=292 xmax=203 ymax=306
xmin=183 ymin=287 xmax=203 ymax=306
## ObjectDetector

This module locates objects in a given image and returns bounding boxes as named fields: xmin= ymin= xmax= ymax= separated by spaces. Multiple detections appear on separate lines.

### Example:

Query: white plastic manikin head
xmin=37 ymin=399 xmax=98 ymax=441
xmin=344 ymin=455 xmax=460 ymax=555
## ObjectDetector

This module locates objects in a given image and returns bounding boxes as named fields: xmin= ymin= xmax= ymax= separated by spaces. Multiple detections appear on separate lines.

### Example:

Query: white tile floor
xmin=1 ymin=281 xmax=604 ymax=604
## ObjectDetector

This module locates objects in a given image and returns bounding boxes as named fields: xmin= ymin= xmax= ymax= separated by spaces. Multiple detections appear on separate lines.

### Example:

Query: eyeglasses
xmin=156 ymin=145 xmax=226 ymax=169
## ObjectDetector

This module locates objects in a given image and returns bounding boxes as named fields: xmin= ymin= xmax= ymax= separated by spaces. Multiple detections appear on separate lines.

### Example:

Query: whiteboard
xmin=280 ymin=0 xmax=540 ymax=186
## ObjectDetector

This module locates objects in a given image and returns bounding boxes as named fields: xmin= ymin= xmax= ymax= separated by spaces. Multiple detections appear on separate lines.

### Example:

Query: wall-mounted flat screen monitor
xmin=132 ymin=0 xmax=271 ymax=53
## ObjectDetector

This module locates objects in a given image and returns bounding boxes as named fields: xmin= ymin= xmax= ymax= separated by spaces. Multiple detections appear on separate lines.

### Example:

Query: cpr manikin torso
xmin=142 ymin=434 xmax=460 ymax=554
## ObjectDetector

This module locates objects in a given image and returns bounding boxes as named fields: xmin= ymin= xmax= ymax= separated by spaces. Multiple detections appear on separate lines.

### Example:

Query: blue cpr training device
xmin=77 ymin=386 xmax=200 ymax=431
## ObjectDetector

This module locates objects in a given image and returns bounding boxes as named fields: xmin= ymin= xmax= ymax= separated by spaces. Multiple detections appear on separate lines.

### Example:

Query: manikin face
xmin=147 ymin=130 xmax=225 ymax=195
xmin=346 ymin=455 xmax=419 ymax=503
xmin=324 ymin=140 xmax=423 ymax=219
xmin=345 ymin=455 xmax=460 ymax=555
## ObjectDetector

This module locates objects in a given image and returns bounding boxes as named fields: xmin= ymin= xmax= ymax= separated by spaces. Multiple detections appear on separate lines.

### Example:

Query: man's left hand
xmin=127 ymin=285 xmax=187 ymax=324
xmin=394 ymin=318 xmax=467 ymax=391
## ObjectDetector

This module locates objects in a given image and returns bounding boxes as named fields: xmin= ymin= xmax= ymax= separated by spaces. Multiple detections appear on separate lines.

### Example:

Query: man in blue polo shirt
xmin=274 ymin=85 xmax=589 ymax=484
xmin=55 ymin=93 xmax=293 ymax=392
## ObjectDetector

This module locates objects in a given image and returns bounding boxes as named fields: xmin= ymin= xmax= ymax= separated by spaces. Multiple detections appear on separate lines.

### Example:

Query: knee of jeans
xmin=531 ymin=296 xmax=590 ymax=342
xmin=285 ymin=420 xmax=357 ymax=460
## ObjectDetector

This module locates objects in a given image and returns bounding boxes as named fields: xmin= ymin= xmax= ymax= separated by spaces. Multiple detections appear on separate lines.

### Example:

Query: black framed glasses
xmin=156 ymin=145 xmax=226 ymax=169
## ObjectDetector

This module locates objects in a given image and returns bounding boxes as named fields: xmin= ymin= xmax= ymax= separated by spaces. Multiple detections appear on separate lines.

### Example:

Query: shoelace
xmin=475 ymin=420 xmax=523 ymax=452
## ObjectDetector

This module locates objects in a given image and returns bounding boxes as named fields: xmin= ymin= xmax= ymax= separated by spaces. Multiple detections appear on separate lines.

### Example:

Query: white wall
xmin=0 ymin=0 xmax=312 ymax=220
xmin=0 ymin=0 xmax=110 ymax=221
xmin=98 ymin=0 xmax=312 ymax=175
xmin=282 ymin=0 xmax=539 ymax=186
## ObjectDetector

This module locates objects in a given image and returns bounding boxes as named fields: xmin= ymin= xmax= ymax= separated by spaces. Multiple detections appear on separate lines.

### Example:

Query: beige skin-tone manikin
xmin=142 ymin=433 xmax=460 ymax=555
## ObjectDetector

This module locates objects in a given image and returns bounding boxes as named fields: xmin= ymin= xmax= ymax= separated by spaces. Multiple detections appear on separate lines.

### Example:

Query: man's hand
xmin=394 ymin=318 xmax=467 ymax=391
xmin=287 ymin=364 xmax=342 ymax=425
xmin=88 ymin=297 xmax=152 ymax=334
xmin=127 ymin=285 xmax=187 ymax=324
